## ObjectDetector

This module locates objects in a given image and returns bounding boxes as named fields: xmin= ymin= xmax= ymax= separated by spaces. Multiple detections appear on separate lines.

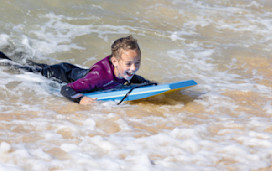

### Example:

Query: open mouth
xmin=126 ymin=72 xmax=134 ymax=77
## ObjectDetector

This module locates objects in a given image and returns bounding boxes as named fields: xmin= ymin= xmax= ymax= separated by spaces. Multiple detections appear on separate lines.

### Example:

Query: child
xmin=0 ymin=35 xmax=154 ymax=104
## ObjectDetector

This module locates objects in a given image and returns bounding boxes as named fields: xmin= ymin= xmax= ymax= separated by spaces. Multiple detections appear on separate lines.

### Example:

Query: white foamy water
xmin=0 ymin=0 xmax=272 ymax=170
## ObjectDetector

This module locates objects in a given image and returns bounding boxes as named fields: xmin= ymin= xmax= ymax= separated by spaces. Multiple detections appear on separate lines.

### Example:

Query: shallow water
xmin=0 ymin=0 xmax=272 ymax=170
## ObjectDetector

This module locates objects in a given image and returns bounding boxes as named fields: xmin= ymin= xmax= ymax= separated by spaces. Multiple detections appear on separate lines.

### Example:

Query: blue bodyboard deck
xmin=83 ymin=80 xmax=197 ymax=102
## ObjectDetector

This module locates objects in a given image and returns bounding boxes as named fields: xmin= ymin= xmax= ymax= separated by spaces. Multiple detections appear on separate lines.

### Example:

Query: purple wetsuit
xmin=61 ymin=56 xmax=151 ymax=103
xmin=67 ymin=56 xmax=126 ymax=92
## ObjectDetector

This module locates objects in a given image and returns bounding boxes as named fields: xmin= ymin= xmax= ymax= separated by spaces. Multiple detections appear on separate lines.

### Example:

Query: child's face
xmin=112 ymin=49 xmax=141 ymax=81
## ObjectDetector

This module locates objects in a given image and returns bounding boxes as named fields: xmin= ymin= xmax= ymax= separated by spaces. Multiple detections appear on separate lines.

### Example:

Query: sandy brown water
xmin=0 ymin=0 xmax=272 ymax=170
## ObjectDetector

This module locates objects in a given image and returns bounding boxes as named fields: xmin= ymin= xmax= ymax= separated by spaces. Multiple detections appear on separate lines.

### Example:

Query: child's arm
xmin=61 ymin=85 xmax=96 ymax=104
xmin=130 ymin=75 xmax=157 ymax=85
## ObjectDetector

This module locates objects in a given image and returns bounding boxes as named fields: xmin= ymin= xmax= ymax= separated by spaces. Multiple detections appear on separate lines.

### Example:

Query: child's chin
xmin=125 ymin=75 xmax=133 ymax=81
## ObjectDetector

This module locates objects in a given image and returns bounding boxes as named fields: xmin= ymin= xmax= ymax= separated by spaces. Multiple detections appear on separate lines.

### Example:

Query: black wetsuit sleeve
xmin=61 ymin=85 xmax=83 ymax=103
xmin=130 ymin=75 xmax=157 ymax=84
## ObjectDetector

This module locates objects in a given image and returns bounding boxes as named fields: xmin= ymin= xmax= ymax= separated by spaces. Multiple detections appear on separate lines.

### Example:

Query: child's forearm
xmin=60 ymin=85 xmax=84 ymax=103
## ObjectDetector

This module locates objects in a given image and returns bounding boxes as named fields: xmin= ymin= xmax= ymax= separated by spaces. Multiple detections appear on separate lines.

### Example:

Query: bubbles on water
xmin=0 ymin=34 xmax=9 ymax=49
xmin=0 ymin=142 xmax=11 ymax=153
xmin=264 ymin=101 xmax=272 ymax=114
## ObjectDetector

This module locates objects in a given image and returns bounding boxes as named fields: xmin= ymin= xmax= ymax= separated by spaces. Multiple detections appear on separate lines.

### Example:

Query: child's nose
xmin=130 ymin=64 xmax=136 ymax=71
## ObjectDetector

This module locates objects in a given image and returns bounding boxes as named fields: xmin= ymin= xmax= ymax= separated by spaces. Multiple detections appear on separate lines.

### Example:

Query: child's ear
xmin=111 ymin=56 xmax=118 ymax=67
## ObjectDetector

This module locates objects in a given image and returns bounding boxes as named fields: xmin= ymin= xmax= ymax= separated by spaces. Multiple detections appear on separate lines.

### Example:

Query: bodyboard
xmin=83 ymin=80 xmax=197 ymax=102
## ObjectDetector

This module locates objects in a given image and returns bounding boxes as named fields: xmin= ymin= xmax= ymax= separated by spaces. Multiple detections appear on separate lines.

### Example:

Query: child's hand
xmin=79 ymin=96 xmax=97 ymax=105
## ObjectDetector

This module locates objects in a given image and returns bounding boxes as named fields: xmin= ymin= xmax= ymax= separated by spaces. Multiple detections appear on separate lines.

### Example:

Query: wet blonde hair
xmin=110 ymin=35 xmax=141 ymax=60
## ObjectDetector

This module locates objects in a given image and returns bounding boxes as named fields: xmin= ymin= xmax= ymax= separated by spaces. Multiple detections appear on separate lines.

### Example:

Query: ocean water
xmin=0 ymin=0 xmax=271 ymax=170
